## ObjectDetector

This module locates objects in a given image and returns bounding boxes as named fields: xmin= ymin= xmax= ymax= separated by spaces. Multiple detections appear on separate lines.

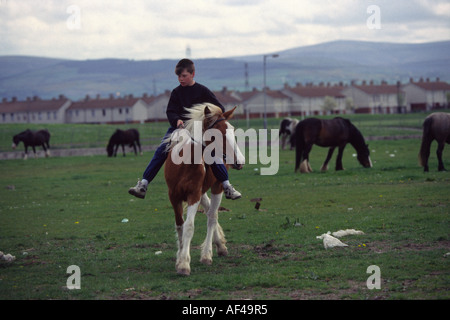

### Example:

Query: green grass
xmin=0 ymin=111 xmax=434 ymax=152
xmin=0 ymin=113 xmax=449 ymax=300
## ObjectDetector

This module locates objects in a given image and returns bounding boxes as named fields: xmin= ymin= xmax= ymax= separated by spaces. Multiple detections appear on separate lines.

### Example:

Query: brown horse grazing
xmin=106 ymin=129 xmax=142 ymax=157
xmin=279 ymin=117 xmax=299 ymax=150
xmin=12 ymin=129 xmax=51 ymax=159
xmin=294 ymin=117 xmax=372 ymax=173
xmin=164 ymin=103 xmax=245 ymax=276
xmin=418 ymin=112 xmax=450 ymax=172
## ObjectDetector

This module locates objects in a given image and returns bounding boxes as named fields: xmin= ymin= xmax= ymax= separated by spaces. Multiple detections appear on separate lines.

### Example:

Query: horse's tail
xmin=418 ymin=115 xmax=433 ymax=167
xmin=294 ymin=122 xmax=305 ymax=172
xmin=132 ymin=129 xmax=142 ymax=154
xmin=133 ymin=129 xmax=140 ymax=143
xmin=43 ymin=129 xmax=51 ymax=147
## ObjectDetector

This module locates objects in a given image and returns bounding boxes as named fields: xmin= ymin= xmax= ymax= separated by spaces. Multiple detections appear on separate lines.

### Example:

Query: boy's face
xmin=178 ymin=69 xmax=195 ymax=87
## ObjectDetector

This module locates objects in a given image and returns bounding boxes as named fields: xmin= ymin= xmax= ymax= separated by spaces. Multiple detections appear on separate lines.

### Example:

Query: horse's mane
xmin=347 ymin=121 xmax=368 ymax=151
xmin=164 ymin=103 xmax=224 ymax=152
xmin=184 ymin=103 xmax=223 ymax=133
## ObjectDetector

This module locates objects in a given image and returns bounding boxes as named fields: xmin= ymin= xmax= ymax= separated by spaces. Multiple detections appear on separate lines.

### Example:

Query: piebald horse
xmin=419 ymin=112 xmax=450 ymax=172
xmin=164 ymin=103 xmax=245 ymax=276
xmin=279 ymin=117 xmax=299 ymax=150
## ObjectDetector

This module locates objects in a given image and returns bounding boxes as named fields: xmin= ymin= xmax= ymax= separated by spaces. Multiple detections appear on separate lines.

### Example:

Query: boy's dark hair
xmin=175 ymin=59 xmax=195 ymax=75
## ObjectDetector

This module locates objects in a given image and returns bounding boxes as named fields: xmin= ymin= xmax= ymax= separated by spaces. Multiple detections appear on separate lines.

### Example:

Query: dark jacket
xmin=166 ymin=82 xmax=224 ymax=128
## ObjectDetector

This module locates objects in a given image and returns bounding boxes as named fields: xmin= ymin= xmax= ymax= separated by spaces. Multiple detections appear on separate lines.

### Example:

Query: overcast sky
xmin=1 ymin=0 xmax=449 ymax=61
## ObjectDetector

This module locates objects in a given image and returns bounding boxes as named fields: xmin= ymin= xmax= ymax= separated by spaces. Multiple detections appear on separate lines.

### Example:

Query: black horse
xmin=279 ymin=117 xmax=299 ymax=150
xmin=418 ymin=112 xmax=450 ymax=172
xmin=107 ymin=129 xmax=142 ymax=157
xmin=12 ymin=129 xmax=51 ymax=159
xmin=294 ymin=117 xmax=372 ymax=173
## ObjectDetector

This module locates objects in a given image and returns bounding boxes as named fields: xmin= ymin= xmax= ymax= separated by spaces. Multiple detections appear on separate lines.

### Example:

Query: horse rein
xmin=207 ymin=117 xmax=226 ymax=130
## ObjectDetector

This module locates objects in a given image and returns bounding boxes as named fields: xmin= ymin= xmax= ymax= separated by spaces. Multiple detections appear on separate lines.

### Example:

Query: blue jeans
xmin=143 ymin=127 xmax=229 ymax=183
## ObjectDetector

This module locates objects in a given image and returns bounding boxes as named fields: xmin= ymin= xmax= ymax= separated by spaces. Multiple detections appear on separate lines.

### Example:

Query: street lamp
xmin=263 ymin=53 xmax=279 ymax=129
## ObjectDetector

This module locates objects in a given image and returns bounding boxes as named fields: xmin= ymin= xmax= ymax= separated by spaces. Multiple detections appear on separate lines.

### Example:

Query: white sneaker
xmin=224 ymin=185 xmax=242 ymax=200
xmin=128 ymin=179 xmax=147 ymax=199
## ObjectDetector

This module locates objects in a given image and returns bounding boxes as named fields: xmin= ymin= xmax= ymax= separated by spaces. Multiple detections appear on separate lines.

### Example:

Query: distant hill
xmin=1 ymin=40 xmax=449 ymax=101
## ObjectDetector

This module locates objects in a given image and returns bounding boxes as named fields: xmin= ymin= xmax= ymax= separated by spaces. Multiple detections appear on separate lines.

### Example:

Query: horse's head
xmin=12 ymin=131 xmax=27 ymax=149
xmin=106 ymin=142 xmax=114 ymax=157
xmin=204 ymin=105 xmax=245 ymax=170
xmin=348 ymin=123 xmax=372 ymax=169
xmin=12 ymin=135 xmax=20 ymax=149
xmin=357 ymin=144 xmax=372 ymax=168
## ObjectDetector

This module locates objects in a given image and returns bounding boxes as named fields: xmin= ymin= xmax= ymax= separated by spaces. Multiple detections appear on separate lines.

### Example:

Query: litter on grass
xmin=332 ymin=229 xmax=365 ymax=237
xmin=316 ymin=229 xmax=365 ymax=249
xmin=316 ymin=233 xmax=348 ymax=249
xmin=0 ymin=251 xmax=16 ymax=262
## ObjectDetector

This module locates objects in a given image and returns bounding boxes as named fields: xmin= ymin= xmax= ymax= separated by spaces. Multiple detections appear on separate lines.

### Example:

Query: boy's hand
xmin=177 ymin=120 xmax=185 ymax=128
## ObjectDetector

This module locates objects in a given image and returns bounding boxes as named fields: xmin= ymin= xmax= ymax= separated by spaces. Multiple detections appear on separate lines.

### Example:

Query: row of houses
xmin=1 ymin=77 xmax=449 ymax=124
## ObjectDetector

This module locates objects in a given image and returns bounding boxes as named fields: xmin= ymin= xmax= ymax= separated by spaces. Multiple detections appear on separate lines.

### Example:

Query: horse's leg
xmin=177 ymin=200 xmax=200 ymax=276
xmin=200 ymin=192 xmax=226 ymax=256
xmin=295 ymin=143 xmax=303 ymax=172
xmin=200 ymin=193 xmax=211 ymax=213
xmin=200 ymin=192 xmax=223 ymax=265
xmin=45 ymin=141 xmax=51 ymax=157
xmin=172 ymin=200 xmax=184 ymax=271
xmin=23 ymin=145 xmax=28 ymax=160
xmin=132 ymin=142 xmax=137 ymax=155
xmin=32 ymin=146 xmax=37 ymax=158
xmin=300 ymin=143 xmax=313 ymax=173
xmin=136 ymin=140 xmax=142 ymax=156
xmin=121 ymin=144 xmax=126 ymax=157
xmin=214 ymin=216 xmax=228 ymax=257
xmin=436 ymin=141 xmax=446 ymax=171
xmin=281 ymin=135 xmax=287 ymax=150
xmin=42 ymin=144 xmax=49 ymax=158
xmin=335 ymin=145 xmax=346 ymax=170
xmin=113 ymin=145 xmax=119 ymax=157
xmin=321 ymin=147 xmax=335 ymax=172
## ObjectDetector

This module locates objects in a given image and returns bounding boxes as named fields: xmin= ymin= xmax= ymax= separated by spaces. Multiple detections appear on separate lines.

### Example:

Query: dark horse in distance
xmin=12 ymin=129 xmax=51 ymax=159
xmin=418 ymin=112 xmax=450 ymax=172
xmin=294 ymin=117 xmax=372 ymax=173
xmin=107 ymin=128 xmax=142 ymax=157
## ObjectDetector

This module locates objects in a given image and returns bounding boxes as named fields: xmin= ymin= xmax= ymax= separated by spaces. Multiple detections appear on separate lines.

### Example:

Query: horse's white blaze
xmin=12 ymin=143 xmax=16 ymax=149
xmin=368 ymin=156 xmax=373 ymax=168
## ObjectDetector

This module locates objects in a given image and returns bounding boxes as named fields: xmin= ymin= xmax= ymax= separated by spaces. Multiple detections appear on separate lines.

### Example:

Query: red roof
xmin=212 ymin=90 xmax=241 ymax=105
xmin=68 ymin=96 xmax=141 ymax=110
xmin=353 ymin=83 xmax=400 ymax=95
xmin=288 ymin=85 xmax=346 ymax=98
xmin=0 ymin=97 xmax=69 ymax=113
xmin=409 ymin=80 xmax=450 ymax=91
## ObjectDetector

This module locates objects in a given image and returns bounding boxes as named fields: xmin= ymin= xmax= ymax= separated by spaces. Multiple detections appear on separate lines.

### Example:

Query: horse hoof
xmin=300 ymin=160 xmax=311 ymax=173
xmin=217 ymin=248 xmax=228 ymax=257
xmin=177 ymin=268 xmax=191 ymax=276
xmin=200 ymin=257 xmax=212 ymax=265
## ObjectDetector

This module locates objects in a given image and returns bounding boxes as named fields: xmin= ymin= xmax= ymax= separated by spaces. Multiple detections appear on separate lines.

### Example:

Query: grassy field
xmin=0 ymin=113 xmax=449 ymax=300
